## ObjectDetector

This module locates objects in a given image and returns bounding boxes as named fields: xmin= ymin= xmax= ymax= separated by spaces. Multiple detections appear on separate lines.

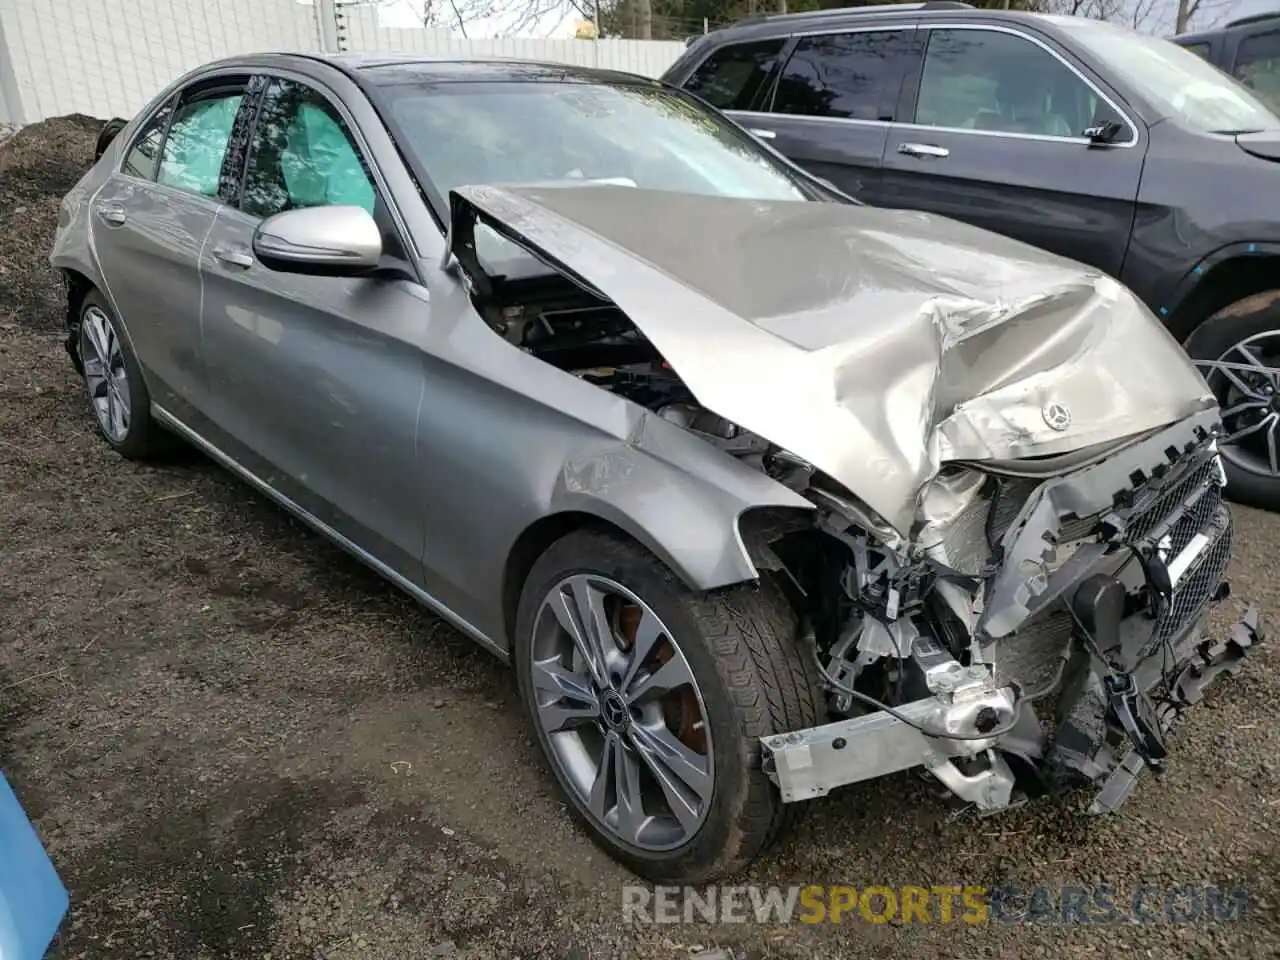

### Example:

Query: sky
xmin=361 ymin=0 xmax=1280 ymax=39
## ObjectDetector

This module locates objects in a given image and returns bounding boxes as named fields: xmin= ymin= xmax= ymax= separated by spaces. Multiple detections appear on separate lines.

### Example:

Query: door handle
xmin=898 ymin=142 xmax=950 ymax=159
xmin=212 ymin=246 xmax=254 ymax=269
xmin=94 ymin=201 xmax=127 ymax=226
xmin=747 ymin=127 xmax=777 ymax=140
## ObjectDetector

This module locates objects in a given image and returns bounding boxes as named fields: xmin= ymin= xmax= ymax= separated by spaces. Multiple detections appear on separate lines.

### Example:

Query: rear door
xmin=748 ymin=27 xmax=918 ymax=203
xmin=879 ymin=23 xmax=1145 ymax=278
xmin=196 ymin=72 xmax=430 ymax=581
xmin=86 ymin=75 xmax=252 ymax=420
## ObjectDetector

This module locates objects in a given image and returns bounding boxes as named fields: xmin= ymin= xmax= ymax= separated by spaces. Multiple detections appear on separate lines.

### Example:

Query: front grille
xmin=1126 ymin=456 xmax=1221 ymax=546
xmin=1152 ymin=507 xmax=1233 ymax=645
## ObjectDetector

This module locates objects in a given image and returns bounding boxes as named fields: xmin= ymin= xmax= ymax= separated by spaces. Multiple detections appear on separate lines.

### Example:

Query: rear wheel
xmin=1186 ymin=291 xmax=1280 ymax=511
xmin=73 ymin=291 xmax=173 ymax=460
xmin=513 ymin=529 xmax=824 ymax=883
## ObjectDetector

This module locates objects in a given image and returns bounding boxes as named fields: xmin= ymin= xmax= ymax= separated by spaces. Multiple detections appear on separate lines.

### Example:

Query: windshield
xmin=374 ymin=79 xmax=812 ymax=207
xmin=1052 ymin=18 xmax=1280 ymax=133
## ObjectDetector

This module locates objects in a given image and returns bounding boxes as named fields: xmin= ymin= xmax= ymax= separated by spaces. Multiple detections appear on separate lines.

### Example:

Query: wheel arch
xmin=1164 ymin=244 xmax=1280 ymax=342
xmin=499 ymin=504 xmax=814 ymax=653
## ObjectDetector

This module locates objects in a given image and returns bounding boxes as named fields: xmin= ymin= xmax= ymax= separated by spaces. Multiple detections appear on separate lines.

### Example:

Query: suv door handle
xmin=747 ymin=127 xmax=777 ymax=140
xmin=94 ymin=201 xmax=127 ymax=226
xmin=212 ymin=246 xmax=254 ymax=269
xmin=898 ymin=142 xmax=950 ymax=159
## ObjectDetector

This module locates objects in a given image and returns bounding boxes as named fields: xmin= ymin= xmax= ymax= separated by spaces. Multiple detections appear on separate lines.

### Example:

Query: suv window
xmin=683 ymin=39 xmax=786 ymax=111
xmin=1182 ymin=41 xmax=1212 ymax=60
xmin=1235 ymin=30 xmax=1280 ymax=112
xmin=240 ymin=77 xmax=377 ymax=220
xmin=915 ymin=28 xmax=1111 ymax=139
xmin=770 ymin=31 xmax=910 ymax=120
xmin=157 ymin=90 xmax=245 ymax=197
xmin=122 ymin=97 xmax=174 ymax=180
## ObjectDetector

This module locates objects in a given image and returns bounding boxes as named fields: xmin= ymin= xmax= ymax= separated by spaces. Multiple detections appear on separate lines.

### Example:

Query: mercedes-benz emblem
xmin=1042 ymin=402 xmax=1072 ymax=432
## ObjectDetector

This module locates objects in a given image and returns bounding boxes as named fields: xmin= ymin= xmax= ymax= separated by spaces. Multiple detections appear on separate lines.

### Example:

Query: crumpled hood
xmin=450 ymin=184 xmax=1217 ymax=536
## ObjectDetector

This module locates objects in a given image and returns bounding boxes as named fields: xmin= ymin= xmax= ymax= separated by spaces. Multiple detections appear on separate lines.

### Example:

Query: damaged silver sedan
xmin=52 ymin=54 xmax=1262 ymax=884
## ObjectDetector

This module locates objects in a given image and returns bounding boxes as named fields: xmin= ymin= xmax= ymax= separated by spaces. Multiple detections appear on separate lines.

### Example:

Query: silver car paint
xmin=51 ymin=52 xmax=1214 ymax=658
xmin=450 ymin=183 xmax=1218 ymax=537
xmin=51 ymin=56 xmax=814 ymax=653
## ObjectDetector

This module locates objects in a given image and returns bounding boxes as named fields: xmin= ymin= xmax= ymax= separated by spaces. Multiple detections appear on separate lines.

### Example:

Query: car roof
xmin=1176 ymin=10 xmax=1280 ymax=44
xmin=195 ymin=51 xmax=661 ymax=87
xmin=683 ymin=2 xmax=1102 ymax=50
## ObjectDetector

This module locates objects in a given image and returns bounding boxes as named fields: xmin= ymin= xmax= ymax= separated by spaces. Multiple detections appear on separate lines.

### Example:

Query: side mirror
xmin=253 ymin=205 xmax=382 ymax=276
xmin=1083 ymin=120 xmax=1125 ymax=145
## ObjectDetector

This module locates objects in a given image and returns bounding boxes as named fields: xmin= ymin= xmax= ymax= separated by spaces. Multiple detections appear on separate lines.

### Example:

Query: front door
xmin=878 ymin=24 xmax=1145 ymax=278
xmin=196 ymin=74 xmax=430 ymax=581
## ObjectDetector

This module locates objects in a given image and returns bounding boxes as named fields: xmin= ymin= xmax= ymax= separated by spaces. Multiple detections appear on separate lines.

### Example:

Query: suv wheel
xmin=513 ymin=529 xmax=824 ymax=884
xmin=1186 ymin=290 xmax=1280 ymax=510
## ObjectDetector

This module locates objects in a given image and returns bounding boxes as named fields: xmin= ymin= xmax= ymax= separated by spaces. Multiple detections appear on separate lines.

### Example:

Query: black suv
xmin=662 ymin=2 xmax=1280 ymax=509
xmin=1175 ymin=11 xmax=1280 ymax=112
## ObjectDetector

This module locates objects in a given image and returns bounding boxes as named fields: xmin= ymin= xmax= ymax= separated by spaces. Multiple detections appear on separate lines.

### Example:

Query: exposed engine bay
xmin=466 ymin=227 xmax=1263 ymax=820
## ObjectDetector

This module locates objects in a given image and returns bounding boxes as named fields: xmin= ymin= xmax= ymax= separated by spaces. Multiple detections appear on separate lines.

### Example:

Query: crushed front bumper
xmin=760 ymin=605 xmax=1263 ymax=814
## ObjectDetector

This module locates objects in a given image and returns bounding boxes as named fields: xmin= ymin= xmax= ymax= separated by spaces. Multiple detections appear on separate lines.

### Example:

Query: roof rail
xmin=1226 ymin=10 xmax=1280 ymax=29
xmin=735 ymin=1 xmax=971 ymax=28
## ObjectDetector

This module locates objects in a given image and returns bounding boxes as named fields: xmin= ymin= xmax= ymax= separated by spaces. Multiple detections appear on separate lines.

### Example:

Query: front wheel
xmin=1186 ymin=291 xmax=1280 ymax=511
xmin=513 ymin=529 xmax=824 ymax=884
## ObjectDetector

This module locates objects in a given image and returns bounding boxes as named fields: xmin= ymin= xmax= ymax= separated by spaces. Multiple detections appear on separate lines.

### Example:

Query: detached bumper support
xmin=1088 ymin=605 xmax=1263 ymax=814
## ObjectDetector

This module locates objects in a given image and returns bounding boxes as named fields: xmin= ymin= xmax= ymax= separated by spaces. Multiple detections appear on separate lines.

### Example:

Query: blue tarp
xmin=0 ymin=773 xmax=68 ymax=960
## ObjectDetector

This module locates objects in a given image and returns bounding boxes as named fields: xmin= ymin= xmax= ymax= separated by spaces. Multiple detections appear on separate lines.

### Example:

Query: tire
xmin=95 ymin=118 xmax=128 ymax=163
xmin=1184 ymin=290 xmax=1280 ymax=511
xmin=72 ymin=290 xmax=173 ymax=460
xmin=513 ymin=528 xmax=824 ymax=884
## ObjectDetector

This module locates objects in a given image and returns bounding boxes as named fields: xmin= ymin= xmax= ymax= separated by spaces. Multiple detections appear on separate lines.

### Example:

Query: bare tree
xmin=1176 ymin=0 xmax=1228 ymax=34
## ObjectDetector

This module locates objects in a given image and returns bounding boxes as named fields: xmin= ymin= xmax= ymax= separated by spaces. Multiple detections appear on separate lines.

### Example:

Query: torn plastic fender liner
xmin=446 ymin=184 xmax=1217 ymax=538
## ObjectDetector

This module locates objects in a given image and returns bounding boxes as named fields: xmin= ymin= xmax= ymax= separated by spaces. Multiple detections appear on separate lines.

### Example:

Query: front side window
xmin=240 ymin=78 xmax=377 ymax=220
xmin=683 ymin=39 xmax=786 ymax=111
xmin=122 ymin=97 xmax=174 ymax=180
xmin=157 ymin=89 xmax=245 ymax=197
xmin=1235 ymin=30 xmax=1280 ymax=113
xmin=1052 ymin=17 xmax=1279 ymax=134
xmin=378 ymin=80 xmax=811 ymax=206
xmin=770 ymin=31 xmax=911 ymax=120
xmin=915 ymin=28 xmax=1113 ymax=139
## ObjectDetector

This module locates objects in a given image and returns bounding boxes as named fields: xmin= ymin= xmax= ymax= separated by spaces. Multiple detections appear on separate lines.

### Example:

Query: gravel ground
xmin=2 ymin=117 xmax=1279 ymax=960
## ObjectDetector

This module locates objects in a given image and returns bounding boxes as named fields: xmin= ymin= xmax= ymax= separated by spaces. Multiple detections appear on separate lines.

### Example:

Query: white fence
xmin=0 ymin=0 xmax=687 ymax=125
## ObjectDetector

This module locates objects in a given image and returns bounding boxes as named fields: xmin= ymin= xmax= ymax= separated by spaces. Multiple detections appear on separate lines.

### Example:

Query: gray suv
xmin=663 ymin=2 xmax=1280 ymax=509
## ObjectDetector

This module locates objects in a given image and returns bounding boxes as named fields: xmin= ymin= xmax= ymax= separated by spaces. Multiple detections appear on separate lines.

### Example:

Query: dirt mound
xmin=0 ymin=114 xmax=102 ymax=330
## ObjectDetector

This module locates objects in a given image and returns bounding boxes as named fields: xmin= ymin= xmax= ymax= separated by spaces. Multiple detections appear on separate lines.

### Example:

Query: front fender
xmin=547 ymin=422 xmax=815 ymax=592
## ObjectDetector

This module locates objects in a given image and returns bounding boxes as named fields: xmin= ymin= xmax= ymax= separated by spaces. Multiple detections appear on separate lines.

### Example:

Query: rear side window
xmin=1235 ymin=30 xmax=1280 ymax=112
xmin=122 ymin=99 xmax=174 ymax=180
xmin=683 ymin=39 xmax=786 ymax=111
xmin=157 ymin=90 xmax=245 ymax=197
xmin=770 ymin=31 xmax=911 ymax=120
xmin=1182 ymin=42 xmax=1212 ymax=61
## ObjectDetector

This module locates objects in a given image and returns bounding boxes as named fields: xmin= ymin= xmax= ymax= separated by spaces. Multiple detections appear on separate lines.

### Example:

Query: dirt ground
xmin=2 ymin=117 xmax=1279 ymax=960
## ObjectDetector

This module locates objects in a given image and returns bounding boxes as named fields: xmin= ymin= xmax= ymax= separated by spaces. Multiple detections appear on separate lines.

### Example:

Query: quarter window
xmin=1182 ymin=42 xmax=1212 ymax=61
xmin=683 ymin=39 xmax=786 ymax=111
xmin=240 ymin=78 xmax=377 ymax=220
xmin=915 ymin=28 xmax=1117 ymax=139
xmin=122 ymin=98 xmax=174 ymax=180
xmin=770 ymin=31 xmax=911 ymax=120
xmin=1235 ymin=30 xmax=1280 ymax=113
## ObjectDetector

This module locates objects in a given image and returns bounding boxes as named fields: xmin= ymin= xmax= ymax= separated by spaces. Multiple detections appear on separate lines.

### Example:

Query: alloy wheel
xmin=1199 ymin=332 xmax=1280 ymax=477
xmin=79 ymin=306 xmax=131 ymax=444
xmin=529 ymin=574 xmax=714 ymax=852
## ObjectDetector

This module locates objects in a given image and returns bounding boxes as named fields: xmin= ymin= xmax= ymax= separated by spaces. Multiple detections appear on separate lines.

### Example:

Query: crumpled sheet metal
xmin=452 ymin=184 xmax=1217 ymax=537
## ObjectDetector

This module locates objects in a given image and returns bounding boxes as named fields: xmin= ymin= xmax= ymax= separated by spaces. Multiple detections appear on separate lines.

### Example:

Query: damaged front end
xmin=443 ymin=183 xmax=1262 ymax=817
xmin=762 ymin=407 xmax=1261 ymax=815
